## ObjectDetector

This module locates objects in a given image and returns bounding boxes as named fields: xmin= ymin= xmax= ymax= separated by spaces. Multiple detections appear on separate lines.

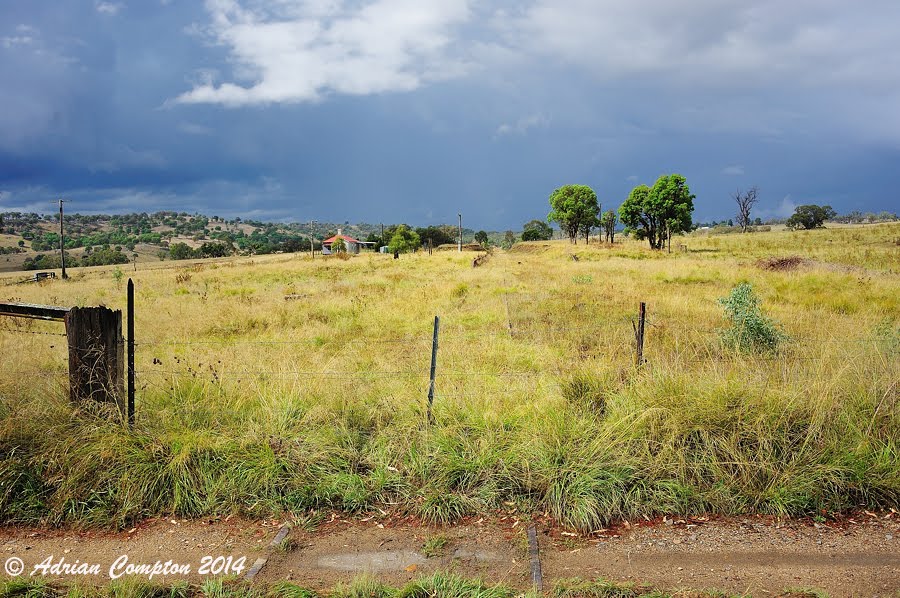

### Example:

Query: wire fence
xmin=1 ymin=288 xmax=897 ymax=415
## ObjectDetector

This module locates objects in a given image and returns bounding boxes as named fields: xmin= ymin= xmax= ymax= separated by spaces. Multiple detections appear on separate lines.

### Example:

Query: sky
xmin=1 ymin=0 xmax=899 ymax=229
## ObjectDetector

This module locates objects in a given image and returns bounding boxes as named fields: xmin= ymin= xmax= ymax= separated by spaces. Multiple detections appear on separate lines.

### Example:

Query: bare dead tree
xmin=733 ymin=186 xmax=759 ymax=232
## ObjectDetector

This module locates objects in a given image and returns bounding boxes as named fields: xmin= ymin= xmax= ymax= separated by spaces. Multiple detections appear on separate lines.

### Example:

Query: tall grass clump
xmin=718 ymin=283 xmax=787 ymax=353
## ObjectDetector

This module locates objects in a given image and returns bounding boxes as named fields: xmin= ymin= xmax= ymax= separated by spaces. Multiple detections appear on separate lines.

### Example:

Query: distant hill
xmin=0 ymin=211 xmax=498 ymax=273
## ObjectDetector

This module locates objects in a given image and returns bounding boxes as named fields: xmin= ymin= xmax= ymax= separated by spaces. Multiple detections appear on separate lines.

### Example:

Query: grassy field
xmin=1 ymin=224 xmax=898 ymax=530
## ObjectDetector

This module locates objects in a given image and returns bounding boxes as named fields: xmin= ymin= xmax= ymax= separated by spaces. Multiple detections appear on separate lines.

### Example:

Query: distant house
xmin=321 ymin=229 xmax=374 ymax=255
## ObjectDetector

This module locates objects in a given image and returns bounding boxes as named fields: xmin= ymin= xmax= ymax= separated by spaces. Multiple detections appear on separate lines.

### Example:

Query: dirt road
xmin=2 ymin=514 xmax=897 ymax=596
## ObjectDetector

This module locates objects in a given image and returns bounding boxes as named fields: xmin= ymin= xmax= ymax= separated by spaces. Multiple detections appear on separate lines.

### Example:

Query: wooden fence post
xmin=65 ymin=306 xmax=125 ymax=416
xmin=634 ymin=302 xmax=646 ymax=366
xmin=426 ymin=315 xmax=440 ymax=423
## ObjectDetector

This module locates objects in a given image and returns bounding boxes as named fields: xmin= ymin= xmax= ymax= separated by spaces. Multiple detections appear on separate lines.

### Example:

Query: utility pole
xmin=57 ymin=199 xmax=68 ymax=279
xmin=458 ymin=213 xmax=462 ymax=252
xmin=309 ymin=220 xmax=316 ymax=258
xmin=381 ymin=222 xmax=384 ymax=252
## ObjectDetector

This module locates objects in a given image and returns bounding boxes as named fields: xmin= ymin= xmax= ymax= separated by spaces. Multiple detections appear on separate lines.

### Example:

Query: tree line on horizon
xmin=526 ymin=176 xmax=898 ymax=249
xmin=539 ymin=175 xmax=696 ymax=249
xmin=2 ymin=193 xmax=898 ymax=268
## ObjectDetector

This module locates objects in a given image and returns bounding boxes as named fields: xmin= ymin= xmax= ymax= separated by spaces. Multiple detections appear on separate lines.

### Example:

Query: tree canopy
xmin=786 ymin=204 xmax=837 ymax=230
xmin=521 ymin=219 xmax=553 ymax=241
xmin=388 ymin=225 xmax=421 ymax=253
xmin=619 ymin=174 xmax=695 ymax=249
xmin=547 ymin=184 xmax=601 ymax=244
xmin=415 ymin=225 xmax=456 ymax=248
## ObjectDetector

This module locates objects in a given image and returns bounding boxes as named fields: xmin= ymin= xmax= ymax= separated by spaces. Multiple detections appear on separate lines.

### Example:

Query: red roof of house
xmin=323 ymin=234 xmax=361 ymax=244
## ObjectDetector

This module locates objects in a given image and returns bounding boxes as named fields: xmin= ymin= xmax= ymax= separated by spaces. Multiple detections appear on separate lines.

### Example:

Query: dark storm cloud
xmin=1 ymin=0 xmax=898 ymax=228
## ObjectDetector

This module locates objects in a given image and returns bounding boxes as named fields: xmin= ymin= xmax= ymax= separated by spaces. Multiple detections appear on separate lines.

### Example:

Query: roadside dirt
xmin=1 ymin=517 xmax=279 ymax=583
xmin=1 ymin=514 xmax=898 ymax=596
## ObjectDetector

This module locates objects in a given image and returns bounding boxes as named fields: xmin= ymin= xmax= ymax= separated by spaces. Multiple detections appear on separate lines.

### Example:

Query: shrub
xmin=718 ymin=283 xmax=788 ymax=353
xmin=331 ymin=237 xmax=347 ymax=253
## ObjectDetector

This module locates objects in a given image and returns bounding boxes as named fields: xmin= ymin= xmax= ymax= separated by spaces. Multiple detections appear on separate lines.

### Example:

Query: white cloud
xmin=175 ymin=0 xmax=472 ymax=106
xmin=95 ymin=2 xmax=123 ymax=15
xmin=775 ymin=195 xmax=797 ymax=219
xmin=2 ymin=26 xmax=37 ymax=49
xmin=757 ymin=195 xmax=797 ymax=220
xmin=721 ymin=165 xmax=745 ymax=176
xmin=495 ymin=112 xmax=549 ymax=137
xmin=1 ymin=35 xmax=34 ymax=48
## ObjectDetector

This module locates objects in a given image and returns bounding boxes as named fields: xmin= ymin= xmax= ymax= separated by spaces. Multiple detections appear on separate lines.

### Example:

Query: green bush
xmin=718 ymin=283 xmax=787 ymax=353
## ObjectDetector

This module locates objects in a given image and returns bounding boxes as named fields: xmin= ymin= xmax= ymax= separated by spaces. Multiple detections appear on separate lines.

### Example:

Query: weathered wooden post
xmin=633 ymin=302 xmax=646 ymax=366
xmin=65 ymin=305 xmax=125 ymax=415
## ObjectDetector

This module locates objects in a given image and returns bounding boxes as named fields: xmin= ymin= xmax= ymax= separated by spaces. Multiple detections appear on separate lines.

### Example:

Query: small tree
xmin=786 ymin=204 xmax=837 ymax=230
xmin=521 ymin=219 xmax=553 ymax=241
xmin=733 ymin=186 xmax=759 ymax=232
xmin=502 ymin=230 xmax=516 ymax=249
xmin=547 ymin=184 xmax=601 ymax=244
xmin=580 ymin=211 xmax=601 ymax=245
xmin=474 ymin=230 xmax=489 ymax=246
xmin=388 ymin=225 xmax=420 ymax=254
xmin=331 ymin=237 xmax=347 ymax=253
xmin=600 ymin=210 xmax=617 ymax=243
xmin=619 ymin=174 xmax=695 ymax=249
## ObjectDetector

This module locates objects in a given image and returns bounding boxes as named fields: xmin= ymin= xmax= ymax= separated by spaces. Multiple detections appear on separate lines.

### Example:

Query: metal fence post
xmin=127 ymin=278 xmax=135 ymax=426
xmin=426 ymin=315 xmax=440 ymax=423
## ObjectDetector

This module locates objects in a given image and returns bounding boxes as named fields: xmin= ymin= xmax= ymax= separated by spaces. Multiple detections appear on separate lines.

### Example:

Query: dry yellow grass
xmin=0 ymin=223 xmax=897 ymax=529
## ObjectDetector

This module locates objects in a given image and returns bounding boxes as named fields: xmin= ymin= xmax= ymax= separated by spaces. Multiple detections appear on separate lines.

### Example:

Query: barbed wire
xmin=0 ymin=328 xmax=67 ymax=338
xmin=135 ymin=368 xmax=427 ymax=379
xmin=134 ymin=337 xmax=431 ymax=347
xmin=3 ymin=327 xmax=879 ymax=347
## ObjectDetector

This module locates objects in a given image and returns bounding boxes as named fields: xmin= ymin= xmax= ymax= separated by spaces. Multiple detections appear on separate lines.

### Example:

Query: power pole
xmin=57 ymin=199 xmax=68 ymax=279
xmin=381 ymin=222 xmax=384 ymax=252
xmin=458 ymin=213 xmax=462 ymax=252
